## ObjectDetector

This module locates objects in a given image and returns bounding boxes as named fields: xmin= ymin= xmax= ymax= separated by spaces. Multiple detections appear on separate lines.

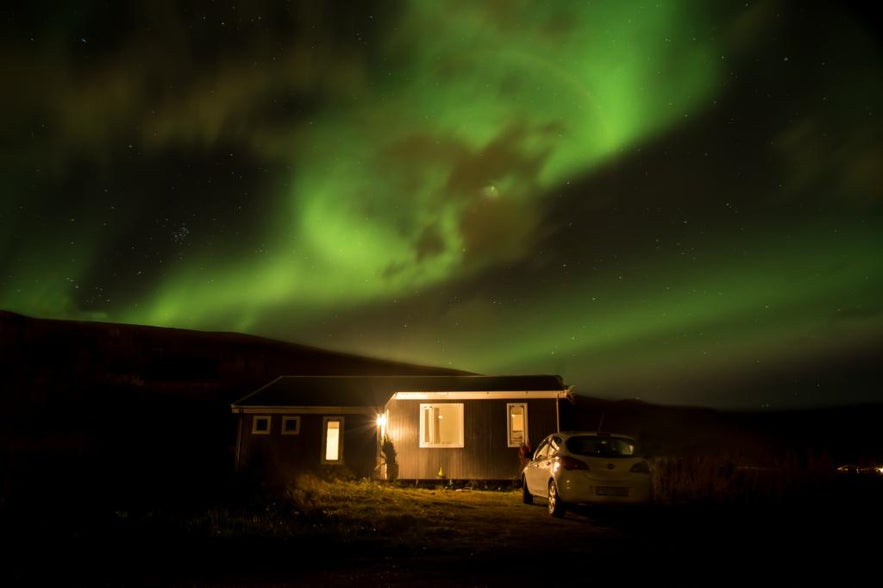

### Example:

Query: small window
xmin=282 ymin=416 xmax=301 ymax=435
xmin=419 ymin=403 xmax=464 ymax=448
xmin=252 ymin=416 xmax=271 ymax=435
xmin=507 ymin=403 xmax=528 ymax=448
xmin=322 ymin=417 xmax=344 ymax=464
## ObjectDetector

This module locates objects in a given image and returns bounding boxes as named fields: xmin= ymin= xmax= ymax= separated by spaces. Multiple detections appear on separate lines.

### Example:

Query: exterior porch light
xmin=376 ymin=414 xmax=387 ymax=428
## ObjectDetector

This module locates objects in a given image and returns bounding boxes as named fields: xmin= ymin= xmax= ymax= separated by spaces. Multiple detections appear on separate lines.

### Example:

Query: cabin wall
xmin=384 ymin=398 xmax=561 ymax=481
xmin=236 ymin=412 xmax=381 ymax=488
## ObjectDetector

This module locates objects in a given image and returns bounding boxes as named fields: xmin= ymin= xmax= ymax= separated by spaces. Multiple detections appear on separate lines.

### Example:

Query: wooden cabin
xmin=230 ymin=374 xmax=572 ymax=485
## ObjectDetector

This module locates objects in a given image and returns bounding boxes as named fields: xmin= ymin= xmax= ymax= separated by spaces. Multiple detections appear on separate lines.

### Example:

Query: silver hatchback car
xmin=521 ymin=431 xmax=653 ymax=517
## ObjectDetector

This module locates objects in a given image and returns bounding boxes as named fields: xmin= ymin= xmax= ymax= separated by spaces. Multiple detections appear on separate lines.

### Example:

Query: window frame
xmin=419 ymin=403 xmax=465 ymax=448
xmin=251 ymin=415 xmax=271 ymax=435
xmin=281 ymin=416 xmax=301 ymax=435
xmin=321 ymin=416 xmax=344 ymax=464
xmin=506 ymin=402 xmax=528 ymax=448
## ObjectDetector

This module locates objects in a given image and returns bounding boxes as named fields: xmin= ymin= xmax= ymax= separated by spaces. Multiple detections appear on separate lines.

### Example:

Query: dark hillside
xmin=0 ymin=310 xmax=472 ymax=405
xmin=562 ymin=395 xmax=883 ymax=466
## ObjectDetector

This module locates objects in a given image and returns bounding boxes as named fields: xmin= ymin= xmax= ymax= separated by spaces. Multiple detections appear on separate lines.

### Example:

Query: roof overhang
xmin=231 ymin=406 xmax=380 ymax=415
xmin=392 ymin=390 xmax=570 ymax=401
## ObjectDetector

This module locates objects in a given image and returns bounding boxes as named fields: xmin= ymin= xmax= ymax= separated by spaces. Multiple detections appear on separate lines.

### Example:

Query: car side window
xmin=534 ymin=441 xmax=550 ymax=460
xmin=549 ymin=435 xmax=562 ymax=455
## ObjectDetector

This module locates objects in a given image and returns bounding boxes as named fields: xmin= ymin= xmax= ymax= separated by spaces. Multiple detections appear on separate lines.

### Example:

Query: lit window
xmin=507 ymin=403 xmax=528 ymax=447
xmin=322 ymin=417 xmax=344 ymax=463
xmin=252 ymin=416 xmax=271 ymax=435
xmin=282 ymin=416 xmax=301 ymax=435
xmin=419 ymin=403 xmax=464 ymax=448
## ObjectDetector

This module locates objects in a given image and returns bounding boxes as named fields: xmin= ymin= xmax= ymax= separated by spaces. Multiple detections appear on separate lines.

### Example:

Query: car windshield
xmin=567 ymin=436 xmax=639 ymax=458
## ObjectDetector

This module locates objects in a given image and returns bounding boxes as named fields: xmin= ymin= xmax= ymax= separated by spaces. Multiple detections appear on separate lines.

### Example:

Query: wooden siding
xmin=385 ymin=397 xmax=561 ymax=481
xmin=236 ymin=413 xmax=381 ymax=486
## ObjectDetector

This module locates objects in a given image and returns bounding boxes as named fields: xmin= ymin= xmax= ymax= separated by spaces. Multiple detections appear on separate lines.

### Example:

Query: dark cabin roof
xmin=231 ymin=374 xmax=568 ymax=409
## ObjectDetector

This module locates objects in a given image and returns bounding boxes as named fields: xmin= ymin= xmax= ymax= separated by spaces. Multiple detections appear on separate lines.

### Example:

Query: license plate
xmin=595 ymin=486 xmax=628 ymax=497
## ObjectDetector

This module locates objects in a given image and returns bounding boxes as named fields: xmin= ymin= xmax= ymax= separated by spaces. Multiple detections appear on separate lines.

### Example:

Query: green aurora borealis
xmin=2 ymin=1 xmax=881 ymax=408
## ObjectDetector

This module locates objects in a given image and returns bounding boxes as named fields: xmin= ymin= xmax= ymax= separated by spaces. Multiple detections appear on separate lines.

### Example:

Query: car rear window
xmin=567 ymin=436 xmax=639 ymax=457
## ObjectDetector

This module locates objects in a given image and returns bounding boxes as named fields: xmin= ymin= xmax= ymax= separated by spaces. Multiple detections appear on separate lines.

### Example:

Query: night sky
xmin=2 ymin=1 xmax=881 ymax=409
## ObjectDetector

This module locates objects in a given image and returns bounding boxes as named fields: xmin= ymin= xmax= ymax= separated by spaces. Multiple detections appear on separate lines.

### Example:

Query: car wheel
xmin=521 ymin=476 xmax=533 ymax=505
xmin=547 ymin=480 xmax=566 ymax=518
